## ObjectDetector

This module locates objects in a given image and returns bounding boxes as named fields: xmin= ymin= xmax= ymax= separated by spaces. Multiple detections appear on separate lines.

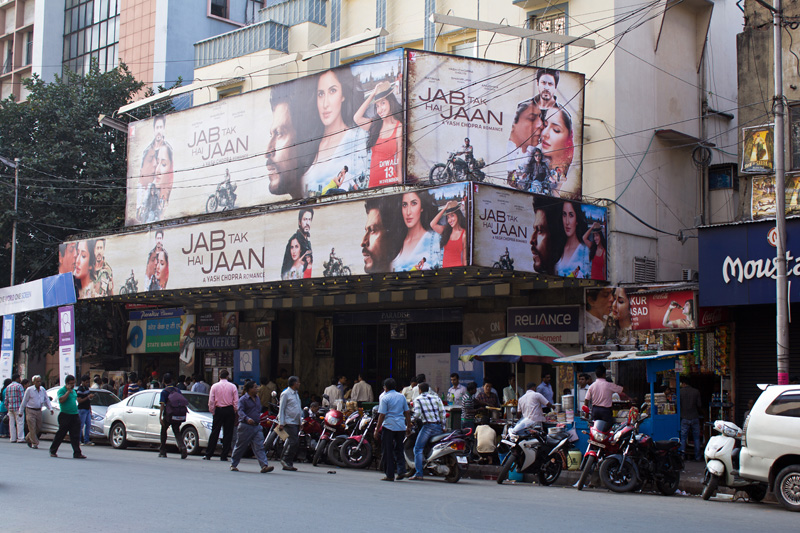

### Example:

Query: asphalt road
xmin=1 ymin=439 xmax=796 ymax=532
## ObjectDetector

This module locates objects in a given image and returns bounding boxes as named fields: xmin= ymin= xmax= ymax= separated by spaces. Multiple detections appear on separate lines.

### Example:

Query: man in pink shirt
xmin=584 ymin=365 xmax=623 ymax=427
xmin=203 ymin=369 xmax=239 ymax=461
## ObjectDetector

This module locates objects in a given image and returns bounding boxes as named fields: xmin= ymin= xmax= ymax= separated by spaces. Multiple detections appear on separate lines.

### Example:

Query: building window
xmin=210 ymin=0 xmax=228 ymax=19
xmin=450 ymin=39 xmax=477 ymax=58
xmin=24 ymin=32 xmax=33 ymax=67
xmin=63 ymin=0 xmax=120 ymax=76
xmin=528 ymin=6 xmax=567 ymax=69
xmin=217 ymin=85 xmax=242 ymax=100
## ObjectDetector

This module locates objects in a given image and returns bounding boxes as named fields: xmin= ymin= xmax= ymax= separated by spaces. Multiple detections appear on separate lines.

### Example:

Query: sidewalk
xmin=461 ymin=458 xmax=710 ymax=495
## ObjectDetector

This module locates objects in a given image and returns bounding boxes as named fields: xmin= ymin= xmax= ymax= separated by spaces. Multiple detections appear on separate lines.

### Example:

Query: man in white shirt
xmin=322 ymin=378 xmax=343 ymax=407
xmin=502 ymin=375 xmax=524 ymax=418
xmin=401 ymin=376 xmax=418 ymax=402
xmin=518 ymin=383 xmax=553 ymax=423
xmin=447 ymin=373 xmax=467 ymax=405
xmin=410 ymin=374 xmax=425 ymax=402
xmin=572 ymin=373 xmax=591 ymax=406
xmin=350 ymin=374 xmax=373 ymax=404
xmin=20 ymin=375 xmax=53 ymax=449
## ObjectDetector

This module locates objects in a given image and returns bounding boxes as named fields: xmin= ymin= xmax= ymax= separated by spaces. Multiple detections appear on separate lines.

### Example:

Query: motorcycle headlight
xmin=590 ymin=428 xmax=607 ymax=443
xmin=201 ymin=421 xmax=213 ymax=430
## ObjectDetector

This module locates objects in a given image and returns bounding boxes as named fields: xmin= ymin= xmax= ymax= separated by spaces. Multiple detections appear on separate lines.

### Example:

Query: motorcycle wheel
xmin=341 ymin=439 xmax=373 ymax=469
xmin=444 ymin=455 xmax=461 ymax=483
xmin=576 ymin=455 xmax=595 ymax=491
xmin=538 ymin=458 xmax=563 ymax=486
xmin=656 ymin=469 xmax=681 ymax=496
xmin=599 ymin=456 xmax=638 ymax=493
xmin=497 ymin=452 xmax=516 ymax=484
xmin=341 ymin=266 xmax=352 ymax=276
xmin=312 ymin=441 xmax=327 ymax=467
xmin=327 ymin=435 xmax=348 ymax=467
xmin=429 ymin=164 xmax=451 ymax=185
xmin=206 ymin=195 xmax=218 ymax=213
xmin=745 ymin=484 xmax=768 ymax=502
xmin=119 ymin=286 xmax=129 ymax=295
xmin=701 ymin=472 xmax=719 ymax=501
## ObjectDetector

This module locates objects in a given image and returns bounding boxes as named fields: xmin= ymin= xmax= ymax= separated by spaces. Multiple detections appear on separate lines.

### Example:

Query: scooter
xmin=702 ymin=420 xmax=768 ymax=501
xmin=403 ymin=423 xmax=471 ymax=483
xmin=497 ymin=419 xmax=577 ymax=486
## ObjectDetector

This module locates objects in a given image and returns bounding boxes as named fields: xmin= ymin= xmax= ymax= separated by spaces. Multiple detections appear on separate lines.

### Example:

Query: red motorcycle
xmin=261 ymin=404 xmax=324 ymax=462
xmin=576 ymin=405 xmax=637 ymax=490
xmin=312 ymin=407 xmax=346 ymax=466
xmin=340 ymin=406 xmax=379 ymax=469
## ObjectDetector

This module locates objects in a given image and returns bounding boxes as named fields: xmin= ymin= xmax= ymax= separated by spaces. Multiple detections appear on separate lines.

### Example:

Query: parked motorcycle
xmin=497 ymin=420 xmax=577 ymax=486
xmin=701 ymin=420 xmax=768 ymax=501
xmin=403 ymin=424 xmax=471 ymax=483
xmin=312 ymin=405 xmax=346 ymax=467
xmin=327 ymin=411 xmax=362 ymax=467
xmin=340 ymin=407 xmax=379 ymax=469
xmin=598 ymin=406 xmax=684 ymax=495
xmin=428 ymin=153 xmax=486 ymax=185
xmin=576 ymin=405 xmax=627 ymax=491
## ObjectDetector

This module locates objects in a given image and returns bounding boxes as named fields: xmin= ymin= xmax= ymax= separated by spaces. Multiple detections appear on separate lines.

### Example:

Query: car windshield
xmin=183 ymin=392 xmax=210 ymax=413
xmin=91 ymin=391 xmax=121 ymax=407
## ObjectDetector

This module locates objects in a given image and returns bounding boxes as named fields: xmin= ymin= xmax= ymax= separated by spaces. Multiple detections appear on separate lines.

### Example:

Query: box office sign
xmin=507 ymin=306 xmax=580 ymax=344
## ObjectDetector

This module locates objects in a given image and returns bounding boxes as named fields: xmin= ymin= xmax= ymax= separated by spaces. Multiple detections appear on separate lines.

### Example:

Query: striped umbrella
xmin=459 ymin=334 xmax=565 ymax=364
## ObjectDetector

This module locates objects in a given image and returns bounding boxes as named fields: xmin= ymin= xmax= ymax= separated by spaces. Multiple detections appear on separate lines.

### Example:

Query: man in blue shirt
xmin=537 ymin=374 xmax=554 ymax=404
xmin=374 ymin=378 xmax=410 ymax=481
xmin=230 ymin=381 xmax=274 ymax=473
xmin=277 ymin=376 xmax=302 ymax=471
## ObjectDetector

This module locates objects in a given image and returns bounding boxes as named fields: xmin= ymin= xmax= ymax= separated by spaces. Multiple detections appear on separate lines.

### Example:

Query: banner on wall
xmin=1 ymin=315 xmax=15 ymax=383
xmin=0 ymin=273 xmax=76 ymax=315
xmin=507 ymin=306 xmax=580 ymax=344
xmin=233 ymin=349 xmax=260 ymax=386
xmin=407 ymin=50 xmax=585 ymax=197
xmin=741 ymin=124 xmax=774 ymax=174
xmin=179 ymin=315 xmax=197 ymax=377
xmin=472 ymin=185 xmax=607 ymax=279
xmin=125 ymin=49 xmax=405 ymax=225
xmin=126 ymin=317 xmax=181 ymax=354
xmin=584 ymin=287 xmax=696 ymax=346
xmin=58 ymin=306 xmax=75 ymax=387
xmin=750 ymin=174 xmax=800 ymax=219
xmin=64 ymin=183 xmax=471 ymax=299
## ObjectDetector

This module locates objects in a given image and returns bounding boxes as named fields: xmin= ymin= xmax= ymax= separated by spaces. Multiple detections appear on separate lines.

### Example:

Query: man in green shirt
xmin=49 ymin=375 xmax=86 ymax=459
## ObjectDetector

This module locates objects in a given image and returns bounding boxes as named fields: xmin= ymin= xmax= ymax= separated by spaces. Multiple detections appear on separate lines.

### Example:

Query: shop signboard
xmin=195 ymin=336 xmax=239 ymax=350
xmin=406 ymin=50 xmax=585 ymax=197
xmin=334 ymin=307 xmax=464 ymax=326
xmin=698 ymin=307 xmax=730 ymax=327
xmin=1 ymin=315 xmax=15 ymax=382
xmin=741 ymin=124 xmax=774 ymax=174
xmin=507 ymin=306 xmax=580 ymax=344
xmin=65 ymin=183 xmax=470 ymax=300
xmin=584 ymin=288 xmax=696 ymax=346
xmin=129 ymin=307 xmax=184 ymax=320
xmin=126 ymin=317 xmax=181 ymax=354
xmin=125 ymin=49 xmax=405 ymax=226
xmin=750 ymin=174 xmax=800 ymax=219
xmin=698 ymin=217 xmax=800 ymax=306
xmin=233 ymin=349 xmax=260 ymax=386
xmin=472 ymin=185 xmax=607 ymax=279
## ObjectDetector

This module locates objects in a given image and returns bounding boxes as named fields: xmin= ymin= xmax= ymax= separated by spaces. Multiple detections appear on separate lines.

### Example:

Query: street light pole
xmin=773 ymin=0 xmax=790 ymax=385
xmin=10 ymin=158 xmax=19 ymax=286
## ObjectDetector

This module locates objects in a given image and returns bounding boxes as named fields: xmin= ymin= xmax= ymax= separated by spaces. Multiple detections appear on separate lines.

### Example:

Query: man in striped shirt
xmin=409 ymin=382 xmax=445 ymax=480
xmin=5 ymin=374 xmax=24 ymax=443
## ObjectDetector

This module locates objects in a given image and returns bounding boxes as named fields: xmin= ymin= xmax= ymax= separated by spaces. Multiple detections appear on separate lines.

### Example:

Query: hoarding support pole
xmin=774 ymin=0 xmax=790 ymax=385
xmin=10 ymin=158 xmax=19 ymax=287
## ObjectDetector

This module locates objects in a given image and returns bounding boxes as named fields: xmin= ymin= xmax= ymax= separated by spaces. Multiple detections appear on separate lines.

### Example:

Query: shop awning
xmin=554 ymin=350 xmax=694 ymax=365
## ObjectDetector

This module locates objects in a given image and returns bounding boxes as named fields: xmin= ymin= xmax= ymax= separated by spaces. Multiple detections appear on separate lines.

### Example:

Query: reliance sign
xmin=507 ymin=306 xmax=580 ymax=344
xmin=699 ymin=218 xmax=800 ymax=306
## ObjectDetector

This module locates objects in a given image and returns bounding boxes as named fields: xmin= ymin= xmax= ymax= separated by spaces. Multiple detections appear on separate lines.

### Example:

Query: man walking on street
xmin=277 ymin=376 xmax=302 ymax=471
xmin=76 ymin=375 xmax=95 ymax=445
xmin=20 ymin=375 xmax=53 ymax=449
xmin=159 ymin=373 xmax=188 ymax=459
xmin=409 ymin=382 xmax=445 ymax=480
xmin=374 ymin=378 xmax=410 ymax=481
xmin=204 ymin=370 xmax=238 ymax=461
xmin=5 ymin=374 xmax=24 ymax=443
xmin=230 ymin=381 xmax=274 ymax=473
xmin=679 ymin=380 xmax=703 ymax=461
xmin=49 ymin=375 xmax=86 ymax=459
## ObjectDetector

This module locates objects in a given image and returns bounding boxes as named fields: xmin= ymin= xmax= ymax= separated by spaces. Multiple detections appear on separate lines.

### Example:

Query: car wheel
xmin=110 ymin=422 xmax=128 ymax=449
xmin=182 ymin=426 xmax=200 ymax=455
xmin=775 ymin=465 xmax=800 ymax=512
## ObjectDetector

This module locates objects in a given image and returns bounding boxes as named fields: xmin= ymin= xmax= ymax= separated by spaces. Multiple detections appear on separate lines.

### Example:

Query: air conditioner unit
xmin=682 ymin=269 xmax=698 ymax=282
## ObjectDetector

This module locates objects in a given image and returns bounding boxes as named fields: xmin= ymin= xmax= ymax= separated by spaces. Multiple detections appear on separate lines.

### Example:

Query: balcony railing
xmin=195 ymin=19 xmax=289 ymax=69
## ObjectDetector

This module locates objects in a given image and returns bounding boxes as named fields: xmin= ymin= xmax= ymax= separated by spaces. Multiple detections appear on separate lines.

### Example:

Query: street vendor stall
xmin=554 ymin=350 xmax=694 ymax=452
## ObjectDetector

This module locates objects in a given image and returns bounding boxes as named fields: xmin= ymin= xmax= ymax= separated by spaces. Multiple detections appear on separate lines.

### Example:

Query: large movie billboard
xmin=64 ymin=183 xmax=470 ymax=299
xmin=406 ymin=50 xmax=584 ymax=197
xmin=472 ymin=185 xmax=606 ymax=279
xmin=125 ymin=49 xmax=405 ymax=226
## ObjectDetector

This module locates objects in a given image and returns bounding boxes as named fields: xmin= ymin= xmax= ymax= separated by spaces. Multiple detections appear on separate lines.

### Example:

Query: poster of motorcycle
xmin=472 ymin=185 xmax=607 ymax=280
xmin=64 ymin=183 xmax=471 ymax=300
xmin=405 ymin=50 xmax=585 ymax=198
xmin=125 ymin=49 xmax=406 ymax=226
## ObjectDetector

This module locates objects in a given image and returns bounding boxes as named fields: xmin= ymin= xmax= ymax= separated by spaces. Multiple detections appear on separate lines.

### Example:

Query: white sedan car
xmin=103 ymin=389 xmax=216 ymax=455
xmin=41 ymin=386 xmax=120 ymax=441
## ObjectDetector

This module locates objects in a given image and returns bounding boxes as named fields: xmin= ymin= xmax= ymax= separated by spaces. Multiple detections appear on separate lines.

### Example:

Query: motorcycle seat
xmin=654 ymin=440 xmax=680 ymax=451
xmin=546 ymin=435 xmax=565 ymax=446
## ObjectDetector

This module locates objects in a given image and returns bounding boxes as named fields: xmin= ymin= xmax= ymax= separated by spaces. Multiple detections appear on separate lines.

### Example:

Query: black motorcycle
xmin=118 ymin=270 xmax=138 ymax=295
xmin=323 ymin=250 xmax=352 ymax=277
xmin=493 ymin=250 xmax=514 ymax=270
xmin=598 ymin=407 xmax=684 ymax=495
xmin=206 ymin=180 xmax=237 ymax=213
xmin=497 ymin=421 xmax=577 ymax=486
xmin=429 ymin=153 xmax=486 ymax=185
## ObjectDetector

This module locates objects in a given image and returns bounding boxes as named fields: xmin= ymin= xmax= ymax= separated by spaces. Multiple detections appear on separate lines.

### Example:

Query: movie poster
xmin=751 ymin=174 xmax=800 ymax=219
xmin=314 ymin=317 xmax=332 ymax=354
xmin=741 ymin=125 xmax=774 ymax=174
xmin=125 ymin=49 xmax=406 ymax=226
xmin=472 ymin=185 xmax=607 ymax=279
xmin=63 ymin=183 xmax=471 ymax=299
xmin=406 ymin=50 xmax=585 ymax=198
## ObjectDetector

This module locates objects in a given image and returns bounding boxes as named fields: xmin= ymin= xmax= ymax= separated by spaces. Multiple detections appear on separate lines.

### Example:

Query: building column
xmin=375 ymin=0 xmax=386 ymax=54
xmin=330 ymin=0 xmax=341 ymax=67
xmin=424 ymin=0 xmax=435 ymax=51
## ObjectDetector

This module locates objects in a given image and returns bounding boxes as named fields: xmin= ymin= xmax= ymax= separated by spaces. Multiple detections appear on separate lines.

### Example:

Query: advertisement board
xmin=66 ymin=183 xmax=470 ymax=299
xmin=0 ymin=273 xmax=76 ymax=316
xmin=750 ymin=174 xmax=800 ymax=219
xmin=472 ymin=185 xmax=607 ymax=279
xmin=741 ymin=124 xmax=774 ymax=174
xmin=584 ymin=287 xmax=696 ymax=346
xmin=507 ymin=306 xmax=580 ymax=344
xmin=1 ymin=315 xmax=15 ymax=382
xmin=406 ymin=50 xmax=585 ymax=197
xmin=57 ymin=306 xmax=75 ymax=387
xmin=125 ymin=49 xmax=405 ymax=225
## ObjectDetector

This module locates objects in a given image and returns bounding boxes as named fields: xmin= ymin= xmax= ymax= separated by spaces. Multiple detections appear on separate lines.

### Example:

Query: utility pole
xmin=773 ymin=0 xmax=790 ymax=385
xmin=0 ymin=156 xmax=18 ymax=286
